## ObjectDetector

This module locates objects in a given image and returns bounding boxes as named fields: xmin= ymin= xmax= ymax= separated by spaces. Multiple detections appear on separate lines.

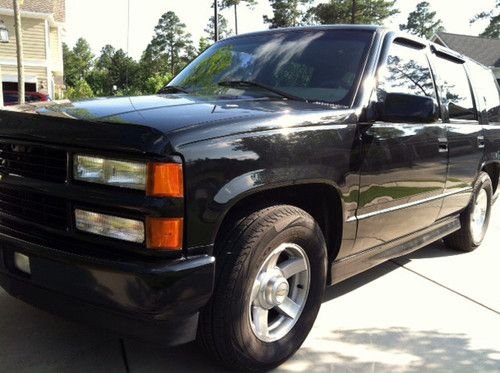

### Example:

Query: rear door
xmin=353 ymin=39 xmax=448 ymax=252
xmin=430 ymin=51 xmax=484 ymax=219
xmin=467 ymin=61 xmax=500 ymax=196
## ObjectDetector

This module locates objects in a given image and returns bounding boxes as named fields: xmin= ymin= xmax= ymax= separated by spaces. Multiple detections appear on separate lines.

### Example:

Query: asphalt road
xmin=1 ymin=206 xmax=499 ymax=372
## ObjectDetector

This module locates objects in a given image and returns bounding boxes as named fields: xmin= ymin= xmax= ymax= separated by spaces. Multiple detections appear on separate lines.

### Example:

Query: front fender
xmin=178 ymin=123 xmax=360 ymax=253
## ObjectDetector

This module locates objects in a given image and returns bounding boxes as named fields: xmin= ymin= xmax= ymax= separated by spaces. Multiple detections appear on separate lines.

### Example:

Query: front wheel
xmin=443 ymin=172 xmax=493 ymax=252
xmin=197 ymin=205 xmax=327 ymax=372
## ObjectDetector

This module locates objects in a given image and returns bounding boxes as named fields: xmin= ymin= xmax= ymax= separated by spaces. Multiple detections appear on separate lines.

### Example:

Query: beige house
xmin=0 ymin=0 xmax=65 ymax=99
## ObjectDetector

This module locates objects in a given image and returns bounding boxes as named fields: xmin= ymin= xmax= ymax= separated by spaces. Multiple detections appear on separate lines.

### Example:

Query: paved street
xmin=1 ymin=206 xmax=499 ymax=372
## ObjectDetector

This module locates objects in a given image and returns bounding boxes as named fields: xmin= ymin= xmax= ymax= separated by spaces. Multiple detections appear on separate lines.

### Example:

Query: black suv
xmin=0 ymin=26 xmax=499 ymax=371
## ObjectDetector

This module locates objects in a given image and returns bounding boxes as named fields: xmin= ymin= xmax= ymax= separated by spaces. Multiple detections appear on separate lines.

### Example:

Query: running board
xmin=330 ymin=215 xmax=461 ymax=285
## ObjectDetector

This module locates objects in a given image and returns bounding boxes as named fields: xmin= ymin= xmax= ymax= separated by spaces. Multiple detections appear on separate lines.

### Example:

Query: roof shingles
xmin=0 ymin=0 xmax=65 ymax=22
xmin=434 ymin=31 xmax=500 ymax=68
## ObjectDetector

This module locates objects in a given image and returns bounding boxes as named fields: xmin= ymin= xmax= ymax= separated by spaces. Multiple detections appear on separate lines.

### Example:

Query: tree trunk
xmin=170 ymin=45 xmax=175 ymax=75
xmin=234 ymin=4 xmax=238 ymax=35
xmin=13 ymin=0 xmax=25 ymax=104
xmin=351 ymin=0 xmax=357 ymax=24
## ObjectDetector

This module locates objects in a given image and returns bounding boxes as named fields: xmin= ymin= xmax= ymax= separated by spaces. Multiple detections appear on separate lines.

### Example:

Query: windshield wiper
xmin=158 ymin=85 xmax=189 ymax=94
xmin=218 ymin=80 xmax=307 ymax=102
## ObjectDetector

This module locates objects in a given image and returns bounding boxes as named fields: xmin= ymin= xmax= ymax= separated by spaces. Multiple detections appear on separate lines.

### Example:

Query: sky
xmin=65 ymin=0 xmax=498 ymax=61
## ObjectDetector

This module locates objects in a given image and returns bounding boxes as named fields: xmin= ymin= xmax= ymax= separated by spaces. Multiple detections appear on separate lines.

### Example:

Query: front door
xmin=353 ymin=39 xmax=448 ymax=252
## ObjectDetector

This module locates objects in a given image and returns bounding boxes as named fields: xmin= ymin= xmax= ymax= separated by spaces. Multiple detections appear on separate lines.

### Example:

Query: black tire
xmin=197 ymin=205 xmax=327 ymax=372
xmin=443 ymin=172 xmax=493 ymax=252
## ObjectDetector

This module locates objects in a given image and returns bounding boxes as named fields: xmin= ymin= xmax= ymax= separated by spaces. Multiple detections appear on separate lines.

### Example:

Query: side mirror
xmin=379 ymin=93 xmax=439 ymax=123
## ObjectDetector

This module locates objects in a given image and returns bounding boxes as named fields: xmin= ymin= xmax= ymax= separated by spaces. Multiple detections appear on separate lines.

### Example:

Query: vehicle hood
xmin=13 ymin=94 xmax=356 ymax=154
xmin=37 ymin=94 xmax=349 ymax=136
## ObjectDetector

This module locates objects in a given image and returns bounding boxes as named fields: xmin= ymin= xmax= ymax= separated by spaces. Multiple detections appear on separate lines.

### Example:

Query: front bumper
xmin=0 ymin=230 xmax=215 ymax=346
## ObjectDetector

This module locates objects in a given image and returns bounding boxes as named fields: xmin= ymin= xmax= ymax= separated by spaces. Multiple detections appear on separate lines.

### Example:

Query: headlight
xmin=73 ymin=155 xmax=184 ymax=197
xmin=74 ymin=155 xmax=147 ymax=190
xmin=75 ymin=209 xmax=144 ymax=243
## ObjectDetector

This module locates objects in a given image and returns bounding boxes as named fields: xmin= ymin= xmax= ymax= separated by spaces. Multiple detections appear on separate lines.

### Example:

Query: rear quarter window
xmin=467 ymin=61 xmax=500 ymax=123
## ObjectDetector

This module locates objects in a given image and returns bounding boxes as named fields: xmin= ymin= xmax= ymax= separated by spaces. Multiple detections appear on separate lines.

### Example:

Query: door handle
xmin=438 ymin=137 xmax=448 ymax=153
xmin=477 ymin=135 xmax=485 ymax=149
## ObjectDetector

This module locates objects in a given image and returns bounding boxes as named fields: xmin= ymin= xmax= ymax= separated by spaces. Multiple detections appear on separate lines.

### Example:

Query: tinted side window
xmin=468 ymin=61 xmax=500 ymax=123
xmin=378 ymin=41 xmax=436 ymax=99
xmin=432 ymin=56 xmax=477 ymax=121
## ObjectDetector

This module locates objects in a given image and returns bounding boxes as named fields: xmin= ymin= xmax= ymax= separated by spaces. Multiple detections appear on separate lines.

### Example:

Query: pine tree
xmin=399 ymin=1 xmax=444 ymax=39
xmin=205 ymin=14 xmax=233 ymax=41
xmin=264 ymin=0 xmax=313 ymax=28
xmin=470 ymin=0 xmax=499 ymax=38
xmin=150 ymin=11 xmax=195 ymax=75
xmin=71 ymin=38 xmax=94 ymax=80
xmin=220 ymin=0 xmax=257 ymax=34
xmin=306 ymin=0 xmax=398 ymax=26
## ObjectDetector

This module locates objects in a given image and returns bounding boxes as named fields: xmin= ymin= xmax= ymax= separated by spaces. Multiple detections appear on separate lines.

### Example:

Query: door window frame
xmin=428 ymin=48 xmax=480 ymax=124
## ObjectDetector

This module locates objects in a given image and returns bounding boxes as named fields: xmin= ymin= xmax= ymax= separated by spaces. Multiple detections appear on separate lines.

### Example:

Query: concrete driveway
xmin=1 ymin=206 xmax=499 ymax=372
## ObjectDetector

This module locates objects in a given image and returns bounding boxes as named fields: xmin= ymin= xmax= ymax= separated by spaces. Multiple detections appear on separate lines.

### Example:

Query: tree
xmin=264 ymin=0 xmax=312 ymax=28
xmin=96 ymin=44 xmax=116 ymax=71
xmin=108 ymin=49 xmax=140 ymax=92
xmin=205 ymin=14 xmax=233 ymax=40
xmin=86 ymin=45 xmax=140 ymax=96
xmin=198 ymin=37 xmax=212 ymax=53
xmin=470 ymin=0 xmax=499 ymax=38
xmin=139 ymin=43 xmax=168 ymax=77
xmin=399 ymin=1 xmax=444 ymax=39
xmin=143 ymin=73 xmax=173 ymax=95
xmin=306 ymin=0 xmax=398 ymax=25
xmin=62 ymin=38 xmax=94 ymax=88
xmin=149 ymin=11 xmax=195 ymax=75
xmin=62 ymin=42 xmax=79 ymax=87
xmin=181 ymin=43 xmax=199 ymax=67
xmin=71 ymin=38 xmax=95 ymax=80
xmin=219 ymin=0 xmax=256 ymax=34
xmin=87 ymin=44 xmax=116 ymax=95
xmin=66 ymin=79 xmax=94 ymax=100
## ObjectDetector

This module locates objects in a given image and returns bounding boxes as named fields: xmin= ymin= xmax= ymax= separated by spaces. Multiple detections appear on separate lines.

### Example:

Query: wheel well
xmin=482 ymin=163 xmax=499 ymax=195
xmin=215 ymin=184 xmax=344 ymax=263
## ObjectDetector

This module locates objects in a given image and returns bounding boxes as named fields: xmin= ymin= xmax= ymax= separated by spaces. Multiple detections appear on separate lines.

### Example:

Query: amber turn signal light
xmin=147 ymin=163 xmax=184 ymax=198
xmin=147 ymin=218 xmax=183 ymax=250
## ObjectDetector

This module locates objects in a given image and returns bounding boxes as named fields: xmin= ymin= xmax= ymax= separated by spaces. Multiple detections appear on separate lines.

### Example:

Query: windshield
xmin=169 ymin=29 xmax=374 ymax=106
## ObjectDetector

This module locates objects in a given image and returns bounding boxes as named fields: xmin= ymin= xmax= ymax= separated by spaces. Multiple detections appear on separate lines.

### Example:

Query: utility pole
xmin=214 ymin=0 xmax=219 ymax=42
xmin=13 ymin=0 xmax=24 ymax=105
xmin=234 ymin=4 xmax=238 ymax=35
xmin=126 ymin=0 xmax=130 ymax=88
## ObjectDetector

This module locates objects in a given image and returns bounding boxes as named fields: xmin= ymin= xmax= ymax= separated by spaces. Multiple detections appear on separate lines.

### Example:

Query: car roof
xmin=224 ymin=24 xmax=385 ymax=40
xmin=223 ymin=24 xmax=480 ymax=68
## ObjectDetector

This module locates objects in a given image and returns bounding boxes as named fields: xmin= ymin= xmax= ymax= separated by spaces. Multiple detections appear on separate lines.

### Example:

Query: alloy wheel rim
xmin=470 ymin=188 xmax=488 ymax=243
xmin=248 ymin=243 xmax=311 ymax=343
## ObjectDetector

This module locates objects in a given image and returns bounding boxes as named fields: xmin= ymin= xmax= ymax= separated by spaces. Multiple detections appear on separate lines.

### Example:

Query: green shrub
xmin=66 ymin=79 xmax=95 ymax=100
xmin=143 ymin=73 xmax=173 ymax=95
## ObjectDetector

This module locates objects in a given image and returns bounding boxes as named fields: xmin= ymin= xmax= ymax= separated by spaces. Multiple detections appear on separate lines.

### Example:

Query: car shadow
xmin=324 ymin=239 xmax=460 ymax=302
